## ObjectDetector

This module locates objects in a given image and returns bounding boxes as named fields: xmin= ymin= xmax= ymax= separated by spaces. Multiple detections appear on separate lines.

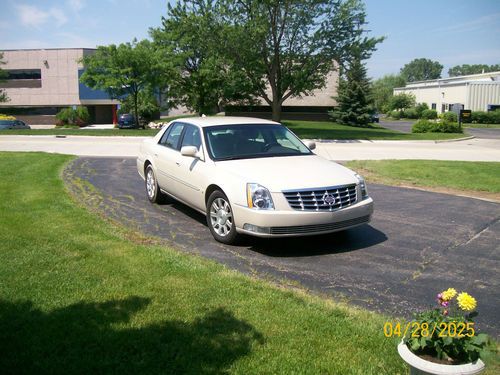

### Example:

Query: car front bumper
xmin=233 ymin=197 xmax=374 ymax=237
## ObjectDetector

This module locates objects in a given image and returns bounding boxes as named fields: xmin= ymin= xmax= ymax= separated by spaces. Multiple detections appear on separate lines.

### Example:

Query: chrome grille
xmin=283 ymin=184 xmax=357 ymax=211
xmin=270 ymin=215 xmax=370 ymax=235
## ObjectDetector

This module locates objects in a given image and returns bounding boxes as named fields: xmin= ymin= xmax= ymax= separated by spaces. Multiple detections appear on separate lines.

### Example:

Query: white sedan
xmin=137 ymin=117 xmax=373 ymax=244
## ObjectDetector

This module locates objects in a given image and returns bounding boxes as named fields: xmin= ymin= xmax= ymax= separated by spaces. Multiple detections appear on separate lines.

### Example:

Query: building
xmin=0 ymin=48 xmax=119 ymax=124
xmin=394 ymin=71 xmax=500 ymax=113
xmin=226 ymin=71 xmax=339 ymax=121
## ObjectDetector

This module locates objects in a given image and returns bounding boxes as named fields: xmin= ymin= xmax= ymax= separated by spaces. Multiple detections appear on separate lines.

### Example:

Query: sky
xmin=0 ymin=0 xmax=499 ymax=79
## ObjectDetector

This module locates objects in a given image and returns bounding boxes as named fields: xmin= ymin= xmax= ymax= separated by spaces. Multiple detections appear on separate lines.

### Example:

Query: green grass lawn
xmin=1 ymin=153 xmax=498 ymax=374
xmin=283 ymin=120 xmax=466 ymax=140
xmin=1 ymin=120 xmax=467 ymax=140
xmin=464 ymin=124 xmax=500 ymax=129
xmin=0 ymin=128 xmax=160 ymax=136
xmin=346 ymin=160 xmax=500 ymax=198
xmin=0 ymin=152 xmax=408 ymax=374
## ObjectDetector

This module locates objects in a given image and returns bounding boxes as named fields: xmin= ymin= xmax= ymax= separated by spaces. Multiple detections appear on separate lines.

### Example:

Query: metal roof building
xmin=394 ymin=71 xmax=500 ymax=113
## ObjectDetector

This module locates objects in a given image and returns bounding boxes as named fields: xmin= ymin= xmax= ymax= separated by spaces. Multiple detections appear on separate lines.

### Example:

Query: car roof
xmin=173 ymin=116 xmax=281 ymax=128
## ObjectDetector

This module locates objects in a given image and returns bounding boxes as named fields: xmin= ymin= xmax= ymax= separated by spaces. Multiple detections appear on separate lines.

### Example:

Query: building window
xmin=5 ymin=69 xmax=42 ymax=80
xmin=431 ymin=103 xmax=436 ymax=110
xmin=0 ymin=69 xmax=42 ymax=88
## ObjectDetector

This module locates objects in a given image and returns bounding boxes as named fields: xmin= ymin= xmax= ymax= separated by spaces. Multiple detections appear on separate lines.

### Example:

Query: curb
xmin=434 ymin=135 xmax=475 ymax=143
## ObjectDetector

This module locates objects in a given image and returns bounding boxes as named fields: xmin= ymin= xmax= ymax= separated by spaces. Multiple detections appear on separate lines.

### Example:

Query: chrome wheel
xmin=209 ymin=197 xmax=233 ymax=237
xmin=146 ymin=168 xmax=156 ymax=199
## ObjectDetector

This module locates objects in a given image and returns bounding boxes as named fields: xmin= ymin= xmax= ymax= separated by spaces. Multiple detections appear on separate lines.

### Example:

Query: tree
xmin=209 ymin=0 xmax=382 ymax=121
xmin=151 ymin=1 xmax=260 ymax=115
xmin=371 ymin=74 xmax=406 ymax=112
xmin=448 ymin=64 xmax=500 ymax=77
xmin=400 ymin=58 xmax=443 ymax=82
xmin=329 ymin=54 xmax=374 ymax=127
xmin=0 ymin=52 xmax=9 ymax=103
xmin=80 ymin=40 xmax=163 ymax=128
xmin=387 ymin=93 xmax=415 ymax=111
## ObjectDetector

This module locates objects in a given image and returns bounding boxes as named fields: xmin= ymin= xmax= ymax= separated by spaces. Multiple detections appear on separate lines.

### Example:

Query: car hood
xmin=216 ymin=155 xmax=358 ymax=192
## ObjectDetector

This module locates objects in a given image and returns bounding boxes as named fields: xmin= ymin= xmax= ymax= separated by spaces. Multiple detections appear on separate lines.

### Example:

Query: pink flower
xmin=443 ymin=310 xmax=448 ymax=316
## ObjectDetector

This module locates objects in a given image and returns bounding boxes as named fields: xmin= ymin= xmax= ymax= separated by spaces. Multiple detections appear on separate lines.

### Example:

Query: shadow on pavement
xmin=246 ymin=224 xmax=387 ymax=257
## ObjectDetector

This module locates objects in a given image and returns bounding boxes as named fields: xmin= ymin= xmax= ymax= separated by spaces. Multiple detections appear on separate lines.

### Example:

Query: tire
xmin=145 ymin=164 xmax=167 ymax=204
xmin=206 ymin=190 xmax=239 ymax=244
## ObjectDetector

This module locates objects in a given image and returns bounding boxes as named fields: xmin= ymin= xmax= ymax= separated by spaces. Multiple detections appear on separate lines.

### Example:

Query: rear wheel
xmin=206 ymin=190 xmax=239 ymax=244
xmin=145 ymin=165 xmax=166 ymax=203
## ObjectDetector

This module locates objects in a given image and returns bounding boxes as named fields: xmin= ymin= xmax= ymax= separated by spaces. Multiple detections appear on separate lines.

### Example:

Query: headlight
xmin=355 ymin=173 xmax=368 ymax=199
xmin=246 ymin=183 xmax=274 ymax=210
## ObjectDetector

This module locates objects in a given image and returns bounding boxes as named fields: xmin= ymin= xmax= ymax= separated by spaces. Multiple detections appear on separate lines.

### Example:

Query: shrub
xmin=441 ymin=111 xmax=458 ymax=122
xmin=412 ymin=119 xmax=435 ymax=133
xmin=389 ymin=110 xmax=401 ymax=119
xmin=403 ymin=108 xmax=419 ymax=119
xmin=420 ymin=109 xmax=438 ymax=119
xmin=412 ymin=119 xmax=462 ymax=133
xmin=55 ymin=107 xmax=90 ymax=127
xmin=0 ymin=114 xmax=16 ymax=120
xmin=415 ymin=103 xmax=429 ymax=117
xmin=471 ymin=110 xmax=500 ymax=124
xmin=75 ymin=107 xmax=90 ymax=126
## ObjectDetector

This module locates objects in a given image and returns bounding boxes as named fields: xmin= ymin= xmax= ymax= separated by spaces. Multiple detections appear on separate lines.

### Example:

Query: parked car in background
xmin=0 ymin=119 xmax=31 ymax=130
xmin=117 ymin=114 xmax=137 ymax=129
xmin=137 ymin=117 xmax=373 ymax=244
xmin=370 ymin=113 xmax=380 ymax=123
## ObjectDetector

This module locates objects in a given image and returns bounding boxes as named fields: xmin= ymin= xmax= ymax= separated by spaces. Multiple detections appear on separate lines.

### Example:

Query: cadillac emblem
xmin=322 ymin=192 xmax=336 ymax=206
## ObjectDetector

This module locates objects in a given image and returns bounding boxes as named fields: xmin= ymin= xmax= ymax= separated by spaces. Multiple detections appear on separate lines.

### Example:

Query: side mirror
xmin=180 ymin=145 xmax=199 ymax=158
xmin=305 ymin=141 xmax=316 ymax=150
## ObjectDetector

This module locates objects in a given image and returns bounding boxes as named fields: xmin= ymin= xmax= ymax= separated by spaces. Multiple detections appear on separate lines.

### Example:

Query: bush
xmin=412 ymin=119 xmax=462 ymax=133
xmin=421 ymin=109 xmax=438 ymax=119
xmin=471 ymin=110 xmax=500 ymax=124
xmin=75 ymin=107 xmax=90 ymax=126
xmin=441 ymin=111 xmax=458 ymax=122
xmin=415 ymin=103 xmax=429 ymax=117
xmin=403 ymin=108 xmax=419 ymax=119
xmin=55 ymin=106 xmax=90 ymax=127
xmin=389 ymin=110 xmax=401 ymax=119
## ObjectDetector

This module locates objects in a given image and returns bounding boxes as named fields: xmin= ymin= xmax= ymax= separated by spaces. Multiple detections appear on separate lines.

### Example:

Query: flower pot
xmin=398 ymin=341 xmax=485 ymax=375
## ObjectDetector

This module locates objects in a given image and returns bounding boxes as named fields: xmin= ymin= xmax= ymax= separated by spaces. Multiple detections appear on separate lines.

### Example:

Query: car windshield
xmin=204 ymin=124 xmax=312 ymax=161
xmin=120 ymin=114 xmax=134 ymax=120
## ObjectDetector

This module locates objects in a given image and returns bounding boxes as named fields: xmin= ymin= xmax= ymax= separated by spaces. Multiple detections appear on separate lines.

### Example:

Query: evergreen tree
xmin=330 ymin=56 xmax=374 ymax=127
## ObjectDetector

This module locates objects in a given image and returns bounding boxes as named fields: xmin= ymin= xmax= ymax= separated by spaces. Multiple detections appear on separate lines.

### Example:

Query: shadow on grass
xmin=0 ymin=297 xmax=263 ymax=374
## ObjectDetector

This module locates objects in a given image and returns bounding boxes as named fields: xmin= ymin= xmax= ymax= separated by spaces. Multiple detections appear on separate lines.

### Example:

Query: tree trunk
xmin=133 ymin=92 xmax=143 ymax=129
xmin=271 ymin=99 xmax=282 ymax=122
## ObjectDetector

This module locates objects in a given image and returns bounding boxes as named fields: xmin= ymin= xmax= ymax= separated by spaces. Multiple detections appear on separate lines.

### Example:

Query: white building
xmin=394 ymin=71 xmax=500 ymax=113
xmin=0 ymin=48 xmax=119 ymax=124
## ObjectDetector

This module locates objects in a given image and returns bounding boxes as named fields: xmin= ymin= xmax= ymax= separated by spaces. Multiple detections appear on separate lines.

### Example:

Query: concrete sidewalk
xmin=1 ymin=135 xmax=500 ymax=161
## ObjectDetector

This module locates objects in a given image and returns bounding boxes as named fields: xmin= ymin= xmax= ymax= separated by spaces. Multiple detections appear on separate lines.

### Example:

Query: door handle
xmin=154 ymin=153 xmax=158 ymax=157
xmin=175 ymin=162 xmax=180 ymax=166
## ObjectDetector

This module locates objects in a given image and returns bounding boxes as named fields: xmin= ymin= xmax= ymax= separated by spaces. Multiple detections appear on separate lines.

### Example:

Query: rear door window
xmin=159 ymin=122 xmax=184 ymax=150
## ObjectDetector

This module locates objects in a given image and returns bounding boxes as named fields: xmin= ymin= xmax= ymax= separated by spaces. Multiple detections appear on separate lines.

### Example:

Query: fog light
xmin=243 ymin=223 xmax=271 ymax=234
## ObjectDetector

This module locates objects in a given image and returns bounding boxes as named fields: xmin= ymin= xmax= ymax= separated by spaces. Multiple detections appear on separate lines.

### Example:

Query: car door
xmin=172 ymin=124 xmax=207 ymax=210
xmin=154 ymin=122 xmax=185 ymax=196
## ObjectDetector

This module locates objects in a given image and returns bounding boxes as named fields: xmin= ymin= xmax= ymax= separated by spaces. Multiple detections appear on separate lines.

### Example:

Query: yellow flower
xmin=441 ymin=288 xmax=457 ymax=301
xmin=457 ymin=292 xmax=477 ymax=311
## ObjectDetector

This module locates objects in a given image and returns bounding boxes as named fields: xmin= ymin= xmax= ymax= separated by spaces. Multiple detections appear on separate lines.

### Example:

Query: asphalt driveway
xmin=64 ymin=157 xmax=500 ymax=337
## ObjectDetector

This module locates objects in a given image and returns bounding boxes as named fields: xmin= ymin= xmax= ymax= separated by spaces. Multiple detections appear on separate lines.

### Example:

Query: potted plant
xmin=398 ymin=288 xmax=490 ymax=375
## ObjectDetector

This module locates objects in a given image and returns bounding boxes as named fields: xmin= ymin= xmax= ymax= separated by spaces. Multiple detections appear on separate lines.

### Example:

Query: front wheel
xmin=145 ymin=165 xmax=167 ymax=203
xmin=206 ymin=190 xmax=239 ymax=244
